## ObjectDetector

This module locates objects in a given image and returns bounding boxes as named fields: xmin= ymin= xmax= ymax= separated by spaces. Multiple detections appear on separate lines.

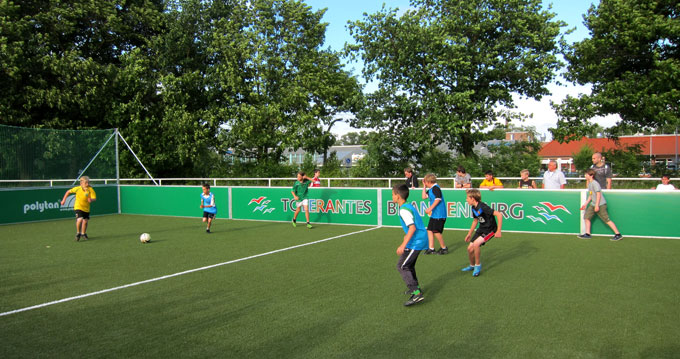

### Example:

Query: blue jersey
xmin=201 ymin=193 xmax=217 ymax=214
xmin=398 ymin=203 xmax=428 ymax=250
xmin=427 ymin=184 xmax=447 ymax=219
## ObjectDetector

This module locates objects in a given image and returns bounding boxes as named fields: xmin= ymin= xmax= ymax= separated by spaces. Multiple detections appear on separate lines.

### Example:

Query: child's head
xmin=520 ymin=169 xmax=529 ymax=180
xmin=466 ymin=188 xmax=481 ymax=205
xmin=313 ymin=169 xmax=320 ymax=176
xmin=297 ymin=171 xmax=305 ymax=181
xmin=456 ymin=166 xmax=466 ymax=175
xmin=202 ymin=183 xmax=211 ymax=194
xmin=392 ymin=183 xmax=410 ymax=202
xmin=79 ymin=176 xmax=90 ymax=186
xmin=484 ymin=170 xmax=494 ymax=181
xmin=662 ymin=174 xmax=671 ymax=184
xmin=404 ymin=167 xmax=413 ymax=178
xmin=423 ymin=173 xmax=437 ymax=186
xmin=585 ymin=168 xmax=595 ymax=180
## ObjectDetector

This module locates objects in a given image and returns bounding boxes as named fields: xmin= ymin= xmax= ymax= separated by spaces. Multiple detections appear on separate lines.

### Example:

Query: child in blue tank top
xmin=393 ymin=183 xmax=427 ymax=307
xmin=200 ymin=184 xmax=217 ymax=233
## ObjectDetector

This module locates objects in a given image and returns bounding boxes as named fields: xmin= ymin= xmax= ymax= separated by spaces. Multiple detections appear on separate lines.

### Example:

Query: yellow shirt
xmin=480 ymin=178 xmax=503 ymax=188
xmin=69 ymin=186 xmax=97 ymax=212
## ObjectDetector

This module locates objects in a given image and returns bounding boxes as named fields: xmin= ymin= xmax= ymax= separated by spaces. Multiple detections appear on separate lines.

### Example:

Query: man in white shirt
xmin=542 ymin=160 xmax=567 ymax=189
xmin=654 ymin=175 xmax=676 ymax=191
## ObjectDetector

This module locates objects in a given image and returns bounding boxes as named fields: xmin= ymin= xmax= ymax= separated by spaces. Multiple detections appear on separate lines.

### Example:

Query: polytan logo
xmin=248 ymin=196 xmax=275 ymax=214
xmin=23 ymin=196 xmax=73 ymax=214
xmin=526 ymin=201 xmax=572 ymax=224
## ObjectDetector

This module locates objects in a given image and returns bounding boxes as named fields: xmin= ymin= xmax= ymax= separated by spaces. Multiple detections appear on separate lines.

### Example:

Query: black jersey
xmin=471 ymin=202 xmax=497 ymax=233
xmin=405 ymin=174 xmax=419 ymax=188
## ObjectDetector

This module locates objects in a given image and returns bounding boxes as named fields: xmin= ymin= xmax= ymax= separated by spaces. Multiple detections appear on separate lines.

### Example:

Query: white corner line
xmin=1 ymin=226 xmax=381 ymax=318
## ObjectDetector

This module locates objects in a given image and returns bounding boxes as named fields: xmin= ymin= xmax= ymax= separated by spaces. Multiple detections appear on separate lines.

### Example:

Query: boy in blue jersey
xmin=462 ymin=189 xmax=503 ymax=277
xmin=422 ymin=174 xmax=448 ymax=255
xmin=393 ymin=183 xmax=428 ymax=306
xmin=200 ymin=184 xmax=217 ymax=233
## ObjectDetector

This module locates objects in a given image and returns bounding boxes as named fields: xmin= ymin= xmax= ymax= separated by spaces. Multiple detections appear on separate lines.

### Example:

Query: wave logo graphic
xmin=529 ymin=201 xmax=571 ymax=224
xmin=61 ymin=196 xmax=76 ymax=211
xmin=248 ymin=196 xmax=275 ymax=214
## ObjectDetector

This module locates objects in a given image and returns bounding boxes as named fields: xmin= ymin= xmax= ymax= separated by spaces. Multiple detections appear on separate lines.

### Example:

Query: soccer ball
xmin=140 ymin=233 xmax=151 ymax=243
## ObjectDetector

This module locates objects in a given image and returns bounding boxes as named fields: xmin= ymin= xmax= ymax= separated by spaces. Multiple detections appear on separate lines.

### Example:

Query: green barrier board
xmin=381 ymin=189 xmax=581 ymax=234
xmin=120 ymin=186 xmax=230 ymax=219
xmin=231 ymin=187 xmax=377 ymax=225
xmin=0 ymin=185 xmax=118 ymax=224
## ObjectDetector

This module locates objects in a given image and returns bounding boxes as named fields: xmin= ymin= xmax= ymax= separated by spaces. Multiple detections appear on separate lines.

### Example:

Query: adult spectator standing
xmin=542 ymin=160 xmax=567 ymax=189
xmin=455 ymin=166 xmax=472 ymax=188
xmin=590 ymin=152 xmax=612 ymax=189
xmin=654 ymin=175 xmax=676 ymax=191
xmin=405 ymin=167 xmax=419 ymax=189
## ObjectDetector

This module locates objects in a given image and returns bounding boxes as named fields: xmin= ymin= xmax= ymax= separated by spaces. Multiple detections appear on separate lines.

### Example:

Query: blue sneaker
xmin=461 ymin=265 xmax=474 ymax=272
xmin=473 ymin=265 xmax=481 ymax=277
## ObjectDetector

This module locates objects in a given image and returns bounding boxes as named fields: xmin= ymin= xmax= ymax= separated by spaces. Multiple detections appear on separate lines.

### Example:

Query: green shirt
xmin=292 ymin=180 xmax=311 ymax=200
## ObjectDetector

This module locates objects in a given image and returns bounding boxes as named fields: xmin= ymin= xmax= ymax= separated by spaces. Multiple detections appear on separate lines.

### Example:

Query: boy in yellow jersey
xmin=61 ymin=176 xmax=97 ymax=241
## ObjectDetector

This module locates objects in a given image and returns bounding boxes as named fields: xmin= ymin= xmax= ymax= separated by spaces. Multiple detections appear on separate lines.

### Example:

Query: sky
xmin=305 ymin=0 xmax=616 ymax=140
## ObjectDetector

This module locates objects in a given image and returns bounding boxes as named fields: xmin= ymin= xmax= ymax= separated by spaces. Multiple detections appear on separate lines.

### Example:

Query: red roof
xmin=539 ymin=135 xmax=680 ymax=157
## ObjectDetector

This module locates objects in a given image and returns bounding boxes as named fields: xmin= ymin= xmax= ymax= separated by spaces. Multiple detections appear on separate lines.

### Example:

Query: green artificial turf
xmin=1 ymin=215 xmax=679 ymax=358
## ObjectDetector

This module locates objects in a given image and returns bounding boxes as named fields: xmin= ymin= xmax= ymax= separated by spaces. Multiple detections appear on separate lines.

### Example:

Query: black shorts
xmin=75 ymin=210 xmax=90 ymax=220
xmin=427 ymin=218 xmax=446 ymax=233
xmin=473 ymin=230 xmax=495 ymax=246
xmin=203 ymin=212 xmax=216 ymax=219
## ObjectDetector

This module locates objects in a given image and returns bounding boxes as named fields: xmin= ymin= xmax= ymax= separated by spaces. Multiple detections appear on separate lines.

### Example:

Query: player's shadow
xmin=483 ymin=238 xmax=538 ymax=273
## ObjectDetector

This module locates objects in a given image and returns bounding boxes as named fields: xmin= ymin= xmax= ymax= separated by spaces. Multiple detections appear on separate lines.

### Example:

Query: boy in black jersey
xmin=461 ymin=189 xmax=503 ymax=277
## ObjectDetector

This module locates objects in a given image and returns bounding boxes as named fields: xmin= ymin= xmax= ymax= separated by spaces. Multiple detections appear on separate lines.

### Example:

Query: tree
xmin=219 ymin=0 xmax=361 ymax=167
xmin=0 ymin=0 xmax=164 ymax=129
xmin=552 ymin=0 xmax=680 ymax=142
xmin=572 ymin=144 xmax=595 ymax=173
xmin=336 ymin=131 xmax=372 ymax=145
xmin=347 ymin=0 xmax=566 ymax=159
xmin=478 ymin=141 xmax=542 ymax=177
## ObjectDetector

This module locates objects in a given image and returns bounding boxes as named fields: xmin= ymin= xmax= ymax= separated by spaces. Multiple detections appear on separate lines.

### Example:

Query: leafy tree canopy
xmin=346 ymin=0 xmax=566 ymax=159
xmin=552 ymin=0 xmax=680 ymax=142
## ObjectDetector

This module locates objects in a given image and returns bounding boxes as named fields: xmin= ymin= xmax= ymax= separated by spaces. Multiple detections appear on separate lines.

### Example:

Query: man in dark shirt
xmin=590 ymin=152 xmax=612 ymax=189
xmin=404 ymin=167 xmax=418 ymax=189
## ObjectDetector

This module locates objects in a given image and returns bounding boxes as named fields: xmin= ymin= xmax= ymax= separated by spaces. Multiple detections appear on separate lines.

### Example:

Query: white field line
xmin=1 ymin=226 xmax=381 ymax=317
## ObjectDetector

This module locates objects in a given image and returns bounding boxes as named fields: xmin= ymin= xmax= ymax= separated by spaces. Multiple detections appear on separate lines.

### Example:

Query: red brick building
xmin=538 ymin=135 xmax=680 ymax=173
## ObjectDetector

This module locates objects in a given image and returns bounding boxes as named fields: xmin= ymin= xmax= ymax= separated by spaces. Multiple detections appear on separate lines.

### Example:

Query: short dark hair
xmin=314 ymin=169 xmax=320 ymax=174
xmin=485 ymin=170 xmax=494 ymax=176
xmin=404 ymin=167 xmax=413 ymax=174
xmin=457 ymin=166 xmax=466 ymax=174
xmin=466 ymin=189 xmax=481 ymax=202
xmin=297 ymin=171 xmax=306 ymax=177
xmin=662 ymin=174 xmax=671 ymax=180
xmin=202 ymin=183 xmax=211 ymax=189
xmin=392 ymin=183 xmax=410 ymax=201
xmin=585 ymin=168 xmax=596 ymax=177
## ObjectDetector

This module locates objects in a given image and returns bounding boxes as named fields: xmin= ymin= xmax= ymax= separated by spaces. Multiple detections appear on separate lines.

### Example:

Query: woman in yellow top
xmin=61 ymin=176 xmax=97 ymax=241
xmin=479 ymin=170 xmax=504 ymax=191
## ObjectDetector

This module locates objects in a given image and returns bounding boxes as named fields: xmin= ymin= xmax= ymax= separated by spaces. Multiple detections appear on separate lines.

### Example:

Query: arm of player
xmin=464 ymin=219 xmax=478 ymax=242
xmin=421 ymin=186 xmax=428 ymax=200
xmin=88 ymin=189 xmax=96 ymax=203
xmin=60 ymin=190 xmax=71 ymax=205
xmin=594 ymin=191 xmax=601 ymax=211
xmin=397 ymin=224 xmax=416 ymax=255
xmin=425 ymin=198 xmax=440 ymax=216
xmin=493 ymin=210 xmax=503 ymax=238
xmin=291 ymin=191 xmax=299 ymax=201
xmin=580 ymin=194 xmax=592 ymax=210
